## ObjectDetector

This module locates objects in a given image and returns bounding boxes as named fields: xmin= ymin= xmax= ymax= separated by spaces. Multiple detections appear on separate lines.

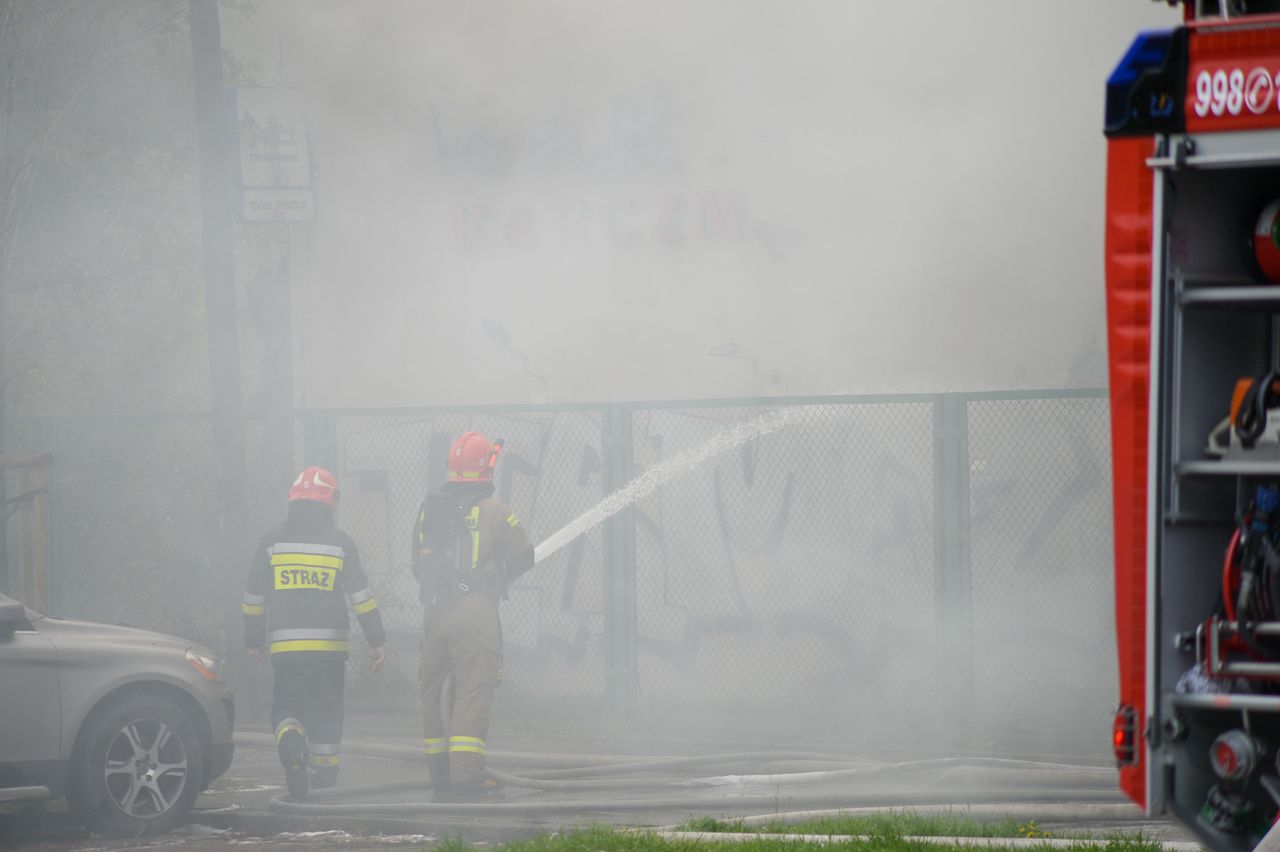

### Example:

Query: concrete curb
xmin=644 ymin=830 xmax=1202 ymax=850
xmin=729 ymin=803 xmax=1151 ymax=827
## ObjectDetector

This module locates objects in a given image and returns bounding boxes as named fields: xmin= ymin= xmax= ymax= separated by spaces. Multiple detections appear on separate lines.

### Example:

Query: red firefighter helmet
xmin=289 ymin=466 xmax=340 ymax=507
xmin=448 ymin=432 xmax=503 ymax=483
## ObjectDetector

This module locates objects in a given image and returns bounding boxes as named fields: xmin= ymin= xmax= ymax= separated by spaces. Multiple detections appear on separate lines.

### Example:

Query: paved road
xmin=0 ymin=730 xmax=1201 ymax=851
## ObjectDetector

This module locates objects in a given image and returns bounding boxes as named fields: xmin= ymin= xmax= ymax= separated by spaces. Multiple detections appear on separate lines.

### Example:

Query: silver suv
xmin=0 ymin=593 xmax=234 ymax=836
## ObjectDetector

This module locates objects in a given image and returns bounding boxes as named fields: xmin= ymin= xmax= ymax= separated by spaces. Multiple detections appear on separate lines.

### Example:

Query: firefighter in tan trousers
xmin=412 ymin=432 xmax=533 ymax=802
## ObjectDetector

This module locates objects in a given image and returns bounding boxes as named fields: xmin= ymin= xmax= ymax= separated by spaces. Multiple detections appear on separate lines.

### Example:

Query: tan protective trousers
xmin=420 ymin=590 xmax=502 ymax=786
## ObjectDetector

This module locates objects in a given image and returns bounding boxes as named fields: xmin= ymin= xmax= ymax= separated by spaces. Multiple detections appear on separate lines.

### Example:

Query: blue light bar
xmin=1105 ymin=29 xmax=1187 ymax=137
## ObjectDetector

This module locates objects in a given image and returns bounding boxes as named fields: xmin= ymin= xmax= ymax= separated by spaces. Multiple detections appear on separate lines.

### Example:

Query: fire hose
xmin=232 ymin=732 xmax=1138 ymax=821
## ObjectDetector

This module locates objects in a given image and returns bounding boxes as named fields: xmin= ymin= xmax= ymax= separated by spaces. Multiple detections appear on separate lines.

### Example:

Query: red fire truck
xmin=1107 ymin=1 xmax=1280 ymax=847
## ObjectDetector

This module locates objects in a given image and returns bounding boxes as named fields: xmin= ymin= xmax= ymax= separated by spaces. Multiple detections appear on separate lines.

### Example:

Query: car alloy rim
xmin=103 ymin=719 xmax=188 ymax=819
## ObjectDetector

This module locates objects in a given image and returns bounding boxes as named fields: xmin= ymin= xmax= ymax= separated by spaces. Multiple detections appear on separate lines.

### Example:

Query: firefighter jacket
xmin=413 ymin=483 xmax=534 ymax=601
xmin=468 ymin=495 xmax=534 ymax=593
xmin=242 ymin=515 xmax=386 ymax=656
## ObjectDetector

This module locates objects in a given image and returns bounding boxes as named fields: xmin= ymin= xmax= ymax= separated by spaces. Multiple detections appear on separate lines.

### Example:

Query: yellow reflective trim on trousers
xmin=506 ymin=513 xmax=520 ymax=527
xmin=241 ymin=603 xmax=265 ymax=615
xmin=275 ymin=722 xmax=305 ymax=744
xmin=424 ymin=737 xmax=447 ymax=754
xmin=269 ymin=640 xmax=348 ymax=653
xmin=353 ymin=597 xmax=378 ymax=615
xmin=449 ymin=736 xmax=486 ymax=754
xmin=271 ymin=552 xmax=343 ymax=569
xmin=308 ymin=754 xmax=339 ymax=767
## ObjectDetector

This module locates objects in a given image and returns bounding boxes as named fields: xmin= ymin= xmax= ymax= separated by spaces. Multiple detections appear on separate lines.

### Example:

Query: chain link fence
xmin=6 ymin=416 xmax=226 ymax=648
xmin=628 ymin=401 xmax=937 ymax=730
xmin=5 ymin=389 xmax=1114 ymax=747
xmin=967 ymin=395 xmax=1114 ymax=743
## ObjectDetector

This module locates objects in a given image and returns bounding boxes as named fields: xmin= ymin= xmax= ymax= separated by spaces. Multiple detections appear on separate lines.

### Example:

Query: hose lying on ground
xmin=482 ymin=759 xmax=1113 ymax=795
xmin=231 ymin=732 xmax=1132 ymax=823
xmin=263 ymin=788 xmax=1136 ymax=818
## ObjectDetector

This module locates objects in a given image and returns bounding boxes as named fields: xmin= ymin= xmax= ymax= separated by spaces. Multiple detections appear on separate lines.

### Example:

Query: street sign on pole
xmin=235 ymin=87 xmax=314 ymax=221
xmin=236 ymin=87 xmax=311 ymax=188
xmin=241 ymin=188 xmax=314 ymax=222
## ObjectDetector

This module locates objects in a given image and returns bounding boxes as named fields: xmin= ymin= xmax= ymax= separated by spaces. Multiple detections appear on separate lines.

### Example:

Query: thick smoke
xmin=238 ymin=0 xmax=1177 ymax=408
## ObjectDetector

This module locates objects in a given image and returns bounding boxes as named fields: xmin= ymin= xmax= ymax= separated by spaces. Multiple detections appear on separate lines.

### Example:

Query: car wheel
xmin=66 ymin=693 xmax=206 ymax=837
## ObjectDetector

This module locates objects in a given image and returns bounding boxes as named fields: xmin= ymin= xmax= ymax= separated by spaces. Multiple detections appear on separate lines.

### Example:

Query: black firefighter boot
xmin=311 ymin=763 xmax=339 ymax=790
xmin=277 ymin=729 xmax=310 ymax=800
xmin=439 ymin=777 xmax=505 ymax=803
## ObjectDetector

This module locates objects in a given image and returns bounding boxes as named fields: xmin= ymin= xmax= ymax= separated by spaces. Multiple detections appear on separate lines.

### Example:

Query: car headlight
xmin=185 ymin=648 xmax=220 ymax=682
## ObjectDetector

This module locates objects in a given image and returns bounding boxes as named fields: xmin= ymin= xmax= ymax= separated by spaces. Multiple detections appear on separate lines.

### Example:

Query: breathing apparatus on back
xmin=412 ymin=434 xmax=505 ymax=605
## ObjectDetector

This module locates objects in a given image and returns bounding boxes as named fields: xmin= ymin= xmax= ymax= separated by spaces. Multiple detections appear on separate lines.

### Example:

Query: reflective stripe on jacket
xmin=462 ymin=496 xmax=532 ymax=586
xmin=243 ymin=522 xmax=386 ymax=655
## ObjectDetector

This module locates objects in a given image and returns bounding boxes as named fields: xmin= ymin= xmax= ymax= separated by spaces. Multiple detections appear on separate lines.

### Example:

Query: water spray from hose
xmin=533 ymin=407 xmax=800 ymax=564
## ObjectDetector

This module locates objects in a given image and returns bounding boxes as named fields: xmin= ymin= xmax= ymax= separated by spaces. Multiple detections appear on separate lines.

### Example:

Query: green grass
xmin=681 ymin=812 xmax=1051 ymax=838
xmin=471 ymin=823 xmax=1166 ymax=852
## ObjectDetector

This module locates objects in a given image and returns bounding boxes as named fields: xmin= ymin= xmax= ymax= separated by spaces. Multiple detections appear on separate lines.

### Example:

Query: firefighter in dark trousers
xmin=414 ymin=432 xmax=534 ymax=802
xmin=243 ymin=466 xmax=387 ymax=799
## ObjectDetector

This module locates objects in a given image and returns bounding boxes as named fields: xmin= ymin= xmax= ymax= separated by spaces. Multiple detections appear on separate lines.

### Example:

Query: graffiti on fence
xmin=331 ymin=407 xmax=948 ymax=705
xmin=282 ymin=395 xmax=1113 ymax=715
xmin=9 ymin=393 xmax=1114 ymax=727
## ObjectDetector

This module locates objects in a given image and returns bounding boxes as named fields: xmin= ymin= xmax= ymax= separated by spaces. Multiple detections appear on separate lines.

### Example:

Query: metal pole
xmin=190 ymin=0 xmax=251 ymax=703
xmin=0 ymin=466 xmax=8 ymax=598
xmin=601 ymin=404 xmax=638 ymax=717
xmin=933 ymin=394 xmax=973 ymax=730
xmin=303 ymin=411 xmax=339 ymax=471
xmin=16 ymin=466 xmax=31 ymax=606
xmin=257 ymin=252 xmax=297 ymax=509
xmin=38 ymin=417 xmax=57 ymax=613
xmin=31 ymin=462 xmax=48 ymax=614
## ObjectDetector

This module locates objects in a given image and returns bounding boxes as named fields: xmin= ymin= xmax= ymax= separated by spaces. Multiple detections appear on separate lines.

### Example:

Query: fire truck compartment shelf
xmin=1170 ymin=693 xmax=1280 ymax=712
xmin=1213 ymin=620 xmax=1280 ymax=635
xmin=1178 ymin=461 xmax=1280 ymax=477
xmin=1179 ymin=287 xmax=1280 ymax=307
xmin=1147 ymin=130 xmax=1280 ymax=170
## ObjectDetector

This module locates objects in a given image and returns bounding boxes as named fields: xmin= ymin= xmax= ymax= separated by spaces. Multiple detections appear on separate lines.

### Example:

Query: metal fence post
xmin=601 ymin=403 xmax=638 ymax=717
xmin=933 ymin=393 xmax=973 ymax=728
xmin=302 ymin=411 xmax=339 ymax=472
xmin=36 ymin=417 xmax=58 ymax=614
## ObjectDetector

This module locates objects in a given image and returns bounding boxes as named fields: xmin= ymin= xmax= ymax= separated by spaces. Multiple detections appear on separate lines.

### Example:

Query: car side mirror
xmin=0 ymin=598 xmax=28 ymax=635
